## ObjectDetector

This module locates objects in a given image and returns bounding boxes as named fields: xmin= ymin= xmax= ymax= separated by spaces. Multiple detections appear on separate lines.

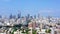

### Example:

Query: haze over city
xmin=0 ymin=0 xmax=60 ymax=34
xmin=0 ymin=0 xmax=60 ymax=17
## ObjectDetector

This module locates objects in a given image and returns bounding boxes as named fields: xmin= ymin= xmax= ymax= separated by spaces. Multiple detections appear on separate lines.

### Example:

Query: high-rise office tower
xmin=0 ymin=15 xmax=2 ymax=18
xmin=26 ymin=14 xmax=30 ymax=21
xmin=48 ymin=16 xmax=52 ymax=23
xmin=38 ymin=13 xmax=40 ymax=18
xmin=12 ymin=15 xmax=16 ymax=19
xmin=18 ymin=12 xmax=21 ymax=18
xmin=27 ymin=14 xmax=30 ymax=19
xmin=9 ymin=14 xmax=13 ymax=19
xmin=34 ymin=15 xmax=36 ymax=19
xmin=30 ymin=16 xmax=33 ymax=19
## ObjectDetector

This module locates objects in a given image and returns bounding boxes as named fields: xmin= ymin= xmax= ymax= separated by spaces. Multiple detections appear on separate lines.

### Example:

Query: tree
xmin=11 ymin=24 xmax=22 ymax=34
xmin=32 ymin=29 xmax=37 ymax=34
xmin=12 ymin=28 xmax=20 ymax=34
xmin=20 ymin=27 xmax=31 ymax=34
xmin=25 ymin=28 xmax=31 ymax=34
xmin=11 ymin=28 xmax=17 ymax=34
xmin=45 ymin=29 xmax=51 ymax=33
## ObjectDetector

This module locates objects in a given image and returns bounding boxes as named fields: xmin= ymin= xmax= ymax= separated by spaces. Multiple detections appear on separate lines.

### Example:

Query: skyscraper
xmin=17 ymin=11 xmax=21 ymax=18
xmin=48 ymin=16 xmax=52 ymax=23
xmin=34 ymin=15 xmax=36 ymax=19
xmin=38 ymin=13 xmax=40 ymax=18
xmin=9 ymin=14 xmax=13 ymax=19
xmin=27 ymin=14 xmax=30 ymax=19
xmin=0 ymin=15 xmax=2 ymax=18
xmin=12 ymin=15 xmax=16 ymax=19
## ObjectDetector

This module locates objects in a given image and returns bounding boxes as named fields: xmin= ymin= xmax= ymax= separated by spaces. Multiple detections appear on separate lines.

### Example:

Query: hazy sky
xmin=0 ymin=0 xmax=60 ymax=17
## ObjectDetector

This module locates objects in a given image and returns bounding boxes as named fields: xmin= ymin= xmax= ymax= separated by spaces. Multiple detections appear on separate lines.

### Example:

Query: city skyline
xmin=0 ymin=0 xmax=60 ymax=17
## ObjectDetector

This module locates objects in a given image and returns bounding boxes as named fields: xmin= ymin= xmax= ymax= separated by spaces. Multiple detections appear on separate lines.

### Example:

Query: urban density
xmin=0 ymin=12 xmax=60 ymax=34
xmin=0 ymin=0 xmax=60 ymax=34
